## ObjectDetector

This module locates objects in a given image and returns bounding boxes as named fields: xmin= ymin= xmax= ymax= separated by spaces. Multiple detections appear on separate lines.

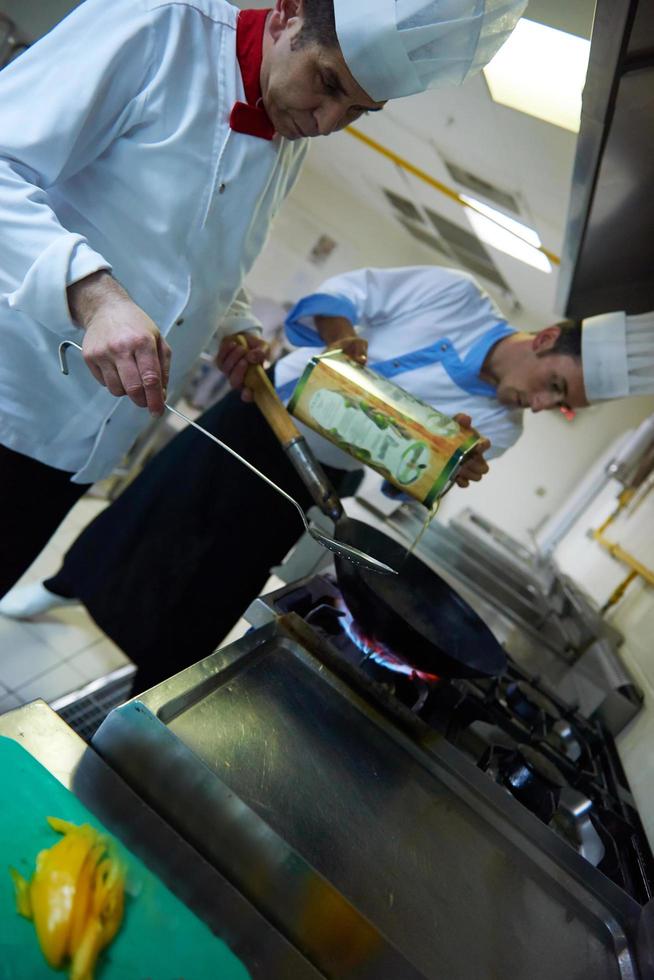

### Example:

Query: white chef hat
xmin=582 ymin=311 xmax=654 ymax=403
xmin=333 ymin=0 xmax=527 ymax=102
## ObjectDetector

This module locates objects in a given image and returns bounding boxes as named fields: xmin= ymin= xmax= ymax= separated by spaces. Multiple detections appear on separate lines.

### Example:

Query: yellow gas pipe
xmin=592 ymin=487 xmax=654 ymax=609
xmin=345 ymin=126 xmax=561 ymax=267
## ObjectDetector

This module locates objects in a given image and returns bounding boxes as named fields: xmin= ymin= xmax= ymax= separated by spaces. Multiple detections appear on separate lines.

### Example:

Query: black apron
xmin=53 ymin=370 xmax=361 ymax=689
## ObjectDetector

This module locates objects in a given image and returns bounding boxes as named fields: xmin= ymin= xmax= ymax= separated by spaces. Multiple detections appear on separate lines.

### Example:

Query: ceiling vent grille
xmin=398 ymin=219 xmax=451 ymax=258
xmin=383 ymin=188 xmax=425 ymax=223
xmin=444 ymin=162 xmax=521 ymax=217
xmin=383 ymin=187 xmax=510 ymax=292
xmin=424 ymin=209 xmax=509 ymax=291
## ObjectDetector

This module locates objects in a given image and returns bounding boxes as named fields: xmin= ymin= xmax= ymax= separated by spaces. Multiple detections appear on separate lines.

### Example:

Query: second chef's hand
xmin=216 ymin=332 xmax=270 ymax=403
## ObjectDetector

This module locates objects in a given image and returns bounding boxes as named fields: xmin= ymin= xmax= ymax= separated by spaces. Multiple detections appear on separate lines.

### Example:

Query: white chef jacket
xmin=275 ymin=266 xmax=523 ymax=470
xmin=0 ymin=0 xmax=307 ymax=483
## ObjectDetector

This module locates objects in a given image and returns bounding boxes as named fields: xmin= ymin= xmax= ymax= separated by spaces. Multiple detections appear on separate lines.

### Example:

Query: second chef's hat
xmin=582 ymin=311 xmax=654 ymax=403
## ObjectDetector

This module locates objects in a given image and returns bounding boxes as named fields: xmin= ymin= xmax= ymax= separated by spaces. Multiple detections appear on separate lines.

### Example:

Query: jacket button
xmin=218 ymin=183 xmax=226 ymax=194
xmin=393 ymin=360 xmax=401 ymax=368
xmin=176 ymin=318 xmax=184 ymax=326
xmin=441 ymin=343 xmax=448 ymax=351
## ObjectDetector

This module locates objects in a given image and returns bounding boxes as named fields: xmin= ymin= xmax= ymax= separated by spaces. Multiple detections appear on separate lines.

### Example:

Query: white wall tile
xmin=16 ymin=662 xmax=85 ymax=705
xmin=0 ymin=619 xmax=63 ymax=689
xmin=70 ymin=640 xmax=130 ymax=683
xmin=22 ymin=605 xmax=104 ymax=658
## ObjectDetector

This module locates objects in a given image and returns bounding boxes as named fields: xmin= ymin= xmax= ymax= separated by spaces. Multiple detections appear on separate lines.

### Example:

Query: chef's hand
xmin=325 ymin=335 xmax=368 ymax=365
xmin=216 ymin=332 xmax=270 ymax=403
xmin=315 ymin=315 xmax=367 ymax=365
xmin=68 ymin=271 xmax=171 ymax=417
xmin=452 ymin=413 xmax=491 ymax=488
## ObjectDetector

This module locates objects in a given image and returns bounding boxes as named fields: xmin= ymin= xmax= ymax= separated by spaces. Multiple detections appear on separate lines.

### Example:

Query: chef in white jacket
xmin=276 ymin=265 xmax=526 ymax=470
xmin=0 ymin=0 xmax=526 ymax=596
xmin=274 ymin=265 xmax=654 ymax=473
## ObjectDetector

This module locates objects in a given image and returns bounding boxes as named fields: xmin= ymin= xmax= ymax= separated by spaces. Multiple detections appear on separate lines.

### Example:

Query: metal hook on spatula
xmin=58 ymin=341 xmax=396 ymax=575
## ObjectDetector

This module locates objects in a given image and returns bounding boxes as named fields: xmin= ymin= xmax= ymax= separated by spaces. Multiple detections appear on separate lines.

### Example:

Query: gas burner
xmin=499 ymin=679 xmax=562 ymax=732
xmin=543 ymin=718 xmax=584 ymax=763
xmin=487 ymin=745 xmax=605 ymax=866
xmin=483 ymin=745 xmax=567 ymax=823
xmin=346 ymin=620 xmax=440 ymax=685
xmin=455 ymin=720 xmax=518 ymax=764
xmin=359 ymin=661 xmax=434 ymax=714
xmin=296 ymin=584 xmax=441 ymax=714
xmin=304 ymin=602 xmax=346 ymax=636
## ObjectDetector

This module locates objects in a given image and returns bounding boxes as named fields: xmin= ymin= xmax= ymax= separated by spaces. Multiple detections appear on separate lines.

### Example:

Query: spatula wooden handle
xmin=234 ymin=334 xmax=301 ymax=447
xmin=233 ymin=334 xmax=344 ymax=521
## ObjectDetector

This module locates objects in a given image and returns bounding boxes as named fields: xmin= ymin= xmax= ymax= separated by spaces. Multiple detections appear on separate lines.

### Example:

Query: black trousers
xmin=0 ymin=444 xmax=90 ymax=597
xmin=47 ymin=376 xmax=361 ymax=691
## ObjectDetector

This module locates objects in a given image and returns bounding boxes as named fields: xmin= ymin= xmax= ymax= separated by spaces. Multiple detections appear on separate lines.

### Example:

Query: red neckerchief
xmin=230 ymin=9 xmax=275 ymax=140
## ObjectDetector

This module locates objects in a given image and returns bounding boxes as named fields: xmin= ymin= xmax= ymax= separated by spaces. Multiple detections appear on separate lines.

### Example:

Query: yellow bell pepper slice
xmin=9 ymin=816 xmax=126 ymax=980
xmin=68 ymin=841 xmax=105 ymax=955
xmin=9 ymin=866 xmax=32 ymax=918
xmin=70 ymin=915 xmax=104 ymax=980
xmin=29 ymin=830 xmax=96 ymax=967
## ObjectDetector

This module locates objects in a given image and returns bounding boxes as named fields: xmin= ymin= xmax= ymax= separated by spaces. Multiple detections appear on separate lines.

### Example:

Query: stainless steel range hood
xmin=558 ymin=0 xmax=654 ymax=317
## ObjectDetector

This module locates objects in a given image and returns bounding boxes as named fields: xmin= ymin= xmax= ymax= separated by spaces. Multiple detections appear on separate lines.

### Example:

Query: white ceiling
xmin=240 ymin=0 xmax=596 ymax=325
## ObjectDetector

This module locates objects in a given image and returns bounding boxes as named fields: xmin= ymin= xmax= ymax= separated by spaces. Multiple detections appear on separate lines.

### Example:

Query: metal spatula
xmin=58 ymin=340 xmax=396 ymax=576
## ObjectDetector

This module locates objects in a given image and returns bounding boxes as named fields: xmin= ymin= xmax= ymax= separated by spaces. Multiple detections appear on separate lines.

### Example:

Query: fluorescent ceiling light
xmin=461 ymin=194 xmax=551 ymax=273
xmin=483 ymin=19 xmax=590 ymax=133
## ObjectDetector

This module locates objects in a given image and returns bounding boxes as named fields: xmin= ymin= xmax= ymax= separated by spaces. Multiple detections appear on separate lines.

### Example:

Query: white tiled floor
xmin=0 ymin=496 xmax=130 ymax=713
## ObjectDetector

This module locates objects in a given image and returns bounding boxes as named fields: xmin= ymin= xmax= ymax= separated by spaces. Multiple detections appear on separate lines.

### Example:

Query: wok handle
xmin=234 ymin=334 xmax=344 ymax=522
xmin=234 ymin=334 xmax=301 ymax=448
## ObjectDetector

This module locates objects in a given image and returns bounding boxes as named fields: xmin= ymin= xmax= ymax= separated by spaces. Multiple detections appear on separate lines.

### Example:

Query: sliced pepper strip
xmin=9 ymin=817 xmax=126 ymax=980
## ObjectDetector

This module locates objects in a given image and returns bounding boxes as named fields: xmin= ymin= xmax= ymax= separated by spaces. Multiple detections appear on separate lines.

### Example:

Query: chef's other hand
xmin=452 ymin=413 xmax=491 ymax=488
xmin=325 ymin=335 xmax=368 ymax=365
xmin=68 ymin=271 xmax=171 ymax=417
xmin=216 ymin=332 xmax=270 ymax=403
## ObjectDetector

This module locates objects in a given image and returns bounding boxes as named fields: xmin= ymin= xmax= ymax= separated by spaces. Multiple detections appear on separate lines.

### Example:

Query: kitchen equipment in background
xmin=536 ymin=415 xmax=654 ymax=557
xmin=288 ymin=349 xmax=481 ymax=505
xmin=606 ymin=414 xmax=654 ymax=489
xmin=382 ymin=503 xmax=641 ymax=735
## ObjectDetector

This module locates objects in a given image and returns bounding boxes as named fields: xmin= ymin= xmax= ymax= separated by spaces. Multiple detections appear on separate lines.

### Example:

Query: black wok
xmin=334 ymin=516 xmax=506 ymax=679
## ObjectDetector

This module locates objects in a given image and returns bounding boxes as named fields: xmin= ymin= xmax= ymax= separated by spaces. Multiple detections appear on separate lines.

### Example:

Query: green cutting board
xmin=0 ymin=737 xmax=251 ymax=980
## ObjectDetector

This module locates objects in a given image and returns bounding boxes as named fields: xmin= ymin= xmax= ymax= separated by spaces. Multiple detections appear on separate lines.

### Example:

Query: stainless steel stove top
xmin=93 ymin=585 xmax=654 ymax=979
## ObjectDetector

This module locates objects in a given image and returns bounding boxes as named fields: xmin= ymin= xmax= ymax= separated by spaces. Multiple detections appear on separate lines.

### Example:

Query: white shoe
xmin=0 ymin=581 xmax=80 ymax=619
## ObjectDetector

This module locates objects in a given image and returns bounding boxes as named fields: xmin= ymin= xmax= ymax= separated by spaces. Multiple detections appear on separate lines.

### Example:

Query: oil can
xmin=288 ymin=350 xmax=481 ymax=506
